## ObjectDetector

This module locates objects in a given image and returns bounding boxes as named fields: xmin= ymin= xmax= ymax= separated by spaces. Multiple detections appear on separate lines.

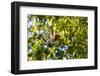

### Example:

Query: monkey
xmin=38 ymin=24 xmax=60 ymax=47
xmin=39 ymin=32 xmax=60 ymax=47
xmin=39 ymin=34 xmax=54 ymax=47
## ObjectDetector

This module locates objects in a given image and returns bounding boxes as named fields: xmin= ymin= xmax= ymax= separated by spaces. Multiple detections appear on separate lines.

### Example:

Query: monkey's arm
xmin=39 ymin=34 xmax=47 ymax=42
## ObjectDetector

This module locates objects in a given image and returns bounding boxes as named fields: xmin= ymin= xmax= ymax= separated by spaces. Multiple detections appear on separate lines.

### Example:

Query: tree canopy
xmin=27 ymin=15 xmax=88 ymax=61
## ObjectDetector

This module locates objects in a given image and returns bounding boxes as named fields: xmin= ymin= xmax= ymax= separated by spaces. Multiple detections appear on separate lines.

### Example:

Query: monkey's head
xmin=53 ymin=32 xmax=60 ymax=41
